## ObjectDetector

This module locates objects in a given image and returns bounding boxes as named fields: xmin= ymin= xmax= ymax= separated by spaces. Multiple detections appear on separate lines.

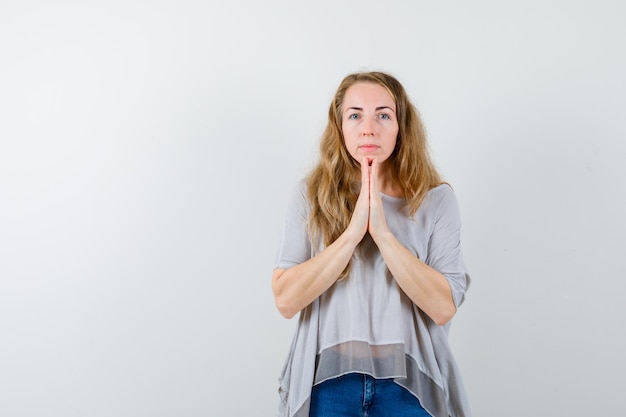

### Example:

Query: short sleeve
xmin=424 ymin=185 xmax=471 ymax=308
xmin=274 ymin=180 xmax=312 ymax=270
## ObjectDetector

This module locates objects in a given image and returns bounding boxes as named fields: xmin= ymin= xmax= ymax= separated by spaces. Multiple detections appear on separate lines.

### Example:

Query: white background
xmin=1 ymin=1 xmax=625 ymax=416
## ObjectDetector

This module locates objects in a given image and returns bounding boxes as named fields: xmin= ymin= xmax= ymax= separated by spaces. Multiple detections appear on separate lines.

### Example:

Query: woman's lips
xmin=359 ymin=145 xmax=379 ymax=152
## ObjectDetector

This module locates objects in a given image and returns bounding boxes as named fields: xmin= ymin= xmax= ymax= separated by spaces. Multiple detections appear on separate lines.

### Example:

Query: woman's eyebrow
xmin=344 ymin=106 xmax=395 ymax=112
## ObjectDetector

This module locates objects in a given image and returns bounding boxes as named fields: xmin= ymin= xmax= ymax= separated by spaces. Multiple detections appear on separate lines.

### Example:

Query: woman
xmin=272 ymin=71 xmax=471 ymax=417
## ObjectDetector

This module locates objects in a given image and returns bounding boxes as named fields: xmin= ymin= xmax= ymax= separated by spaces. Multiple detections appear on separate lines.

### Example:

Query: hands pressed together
xmin=347 ymin=157 xmax=391 ymax=245
xmin=273 ymin=156 xmax=457 ymax=324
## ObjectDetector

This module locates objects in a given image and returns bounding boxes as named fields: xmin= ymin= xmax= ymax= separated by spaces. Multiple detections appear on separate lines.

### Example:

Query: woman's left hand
xmin=363 ymin=157 xmax=457 ymax=325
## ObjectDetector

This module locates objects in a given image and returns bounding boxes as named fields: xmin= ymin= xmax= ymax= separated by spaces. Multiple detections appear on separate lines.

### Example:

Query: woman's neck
xmin=377 ymin=166 xmax=404 ymax=198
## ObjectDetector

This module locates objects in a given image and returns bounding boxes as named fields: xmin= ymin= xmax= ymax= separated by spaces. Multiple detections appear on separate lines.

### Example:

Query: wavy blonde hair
xmin=306 ymin=71 xmax=444 ymax=277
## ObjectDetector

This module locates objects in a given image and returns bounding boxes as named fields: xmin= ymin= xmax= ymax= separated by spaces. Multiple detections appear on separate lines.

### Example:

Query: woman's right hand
xmin=272 ymin=157 xmax=371 ymax=319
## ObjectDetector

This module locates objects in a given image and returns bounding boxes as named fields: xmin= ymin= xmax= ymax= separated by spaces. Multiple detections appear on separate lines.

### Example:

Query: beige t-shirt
xmin=274 ymin=180 xmax=471 ymax=417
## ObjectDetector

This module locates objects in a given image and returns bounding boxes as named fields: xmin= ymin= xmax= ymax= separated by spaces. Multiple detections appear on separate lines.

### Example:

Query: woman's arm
xmin=272 ymin=162 xmax=371 ymax=319
xmin=371 ymin=232 xmax=457 ymax=325
xmin=272 ymin=230 xmax=360 ymax=319
xmin=367 ymin=160 xmax=458 ymax=326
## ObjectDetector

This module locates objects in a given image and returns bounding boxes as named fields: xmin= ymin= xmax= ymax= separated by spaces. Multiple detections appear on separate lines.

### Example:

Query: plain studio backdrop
xmin=1 ymin=1 xmax=625 ymax=416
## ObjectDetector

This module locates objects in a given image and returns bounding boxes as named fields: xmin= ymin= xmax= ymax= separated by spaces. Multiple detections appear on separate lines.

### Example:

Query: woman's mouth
xmin=359 ymin=145 xmax=379 ymax=152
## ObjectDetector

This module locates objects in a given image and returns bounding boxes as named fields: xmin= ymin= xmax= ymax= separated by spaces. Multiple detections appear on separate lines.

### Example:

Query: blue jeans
xmin=309 ymin=373 xmax=431 ymax=417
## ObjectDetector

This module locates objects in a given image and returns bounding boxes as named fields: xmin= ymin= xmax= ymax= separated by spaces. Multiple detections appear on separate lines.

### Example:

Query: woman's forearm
xmin=373 ymin=230 xmax=457 ymax=325
xmin=271 ymin=231 xmax=361 ymax=319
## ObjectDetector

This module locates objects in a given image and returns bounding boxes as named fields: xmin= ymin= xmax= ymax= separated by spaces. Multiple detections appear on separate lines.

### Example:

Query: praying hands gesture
xmin=272 ymin=157 xmax=457 ymax=325
xmin=346 ymin=157 xmax=391 ymax=244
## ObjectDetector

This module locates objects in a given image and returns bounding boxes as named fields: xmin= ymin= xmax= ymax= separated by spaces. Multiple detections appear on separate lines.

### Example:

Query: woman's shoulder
xmin=421 ymin=183 xmax=459 ymax=214
xmin=292 ymin=177 xmax=309 ymax=197
xmin=427 ymin=183 xmax=455 ymax=201
xmin=283 ymin=177 xmax=311 ymax=216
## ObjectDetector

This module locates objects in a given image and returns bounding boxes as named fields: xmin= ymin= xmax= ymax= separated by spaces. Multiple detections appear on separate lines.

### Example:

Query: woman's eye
xmin=348 ymin=114 xmax=360 ymax=120
xmin=379 ymin=113 xmax=390 ymax=120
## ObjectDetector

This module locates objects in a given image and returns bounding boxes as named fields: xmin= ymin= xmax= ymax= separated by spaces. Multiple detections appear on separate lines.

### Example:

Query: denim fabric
xmin=309 ymin=373 xmax=432 ymax=417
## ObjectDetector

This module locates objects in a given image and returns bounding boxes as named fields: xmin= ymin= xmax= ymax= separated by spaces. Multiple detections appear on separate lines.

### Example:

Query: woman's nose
xmin=361 ymin=117 xmax=375 ymax=136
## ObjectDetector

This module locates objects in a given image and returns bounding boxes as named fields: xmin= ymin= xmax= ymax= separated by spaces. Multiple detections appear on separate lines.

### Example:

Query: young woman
xmin=272 ymin=71 xmax=471 ymax=417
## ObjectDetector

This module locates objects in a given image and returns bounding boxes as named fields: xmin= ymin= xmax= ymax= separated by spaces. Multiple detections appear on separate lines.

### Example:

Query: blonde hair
xmin=306 ymin=71 xmax=444 ymax=277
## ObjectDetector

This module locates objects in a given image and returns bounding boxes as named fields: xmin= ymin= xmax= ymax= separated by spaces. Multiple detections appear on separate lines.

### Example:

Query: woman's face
xmin=341 ymin=82 xmax=399 ymax=166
